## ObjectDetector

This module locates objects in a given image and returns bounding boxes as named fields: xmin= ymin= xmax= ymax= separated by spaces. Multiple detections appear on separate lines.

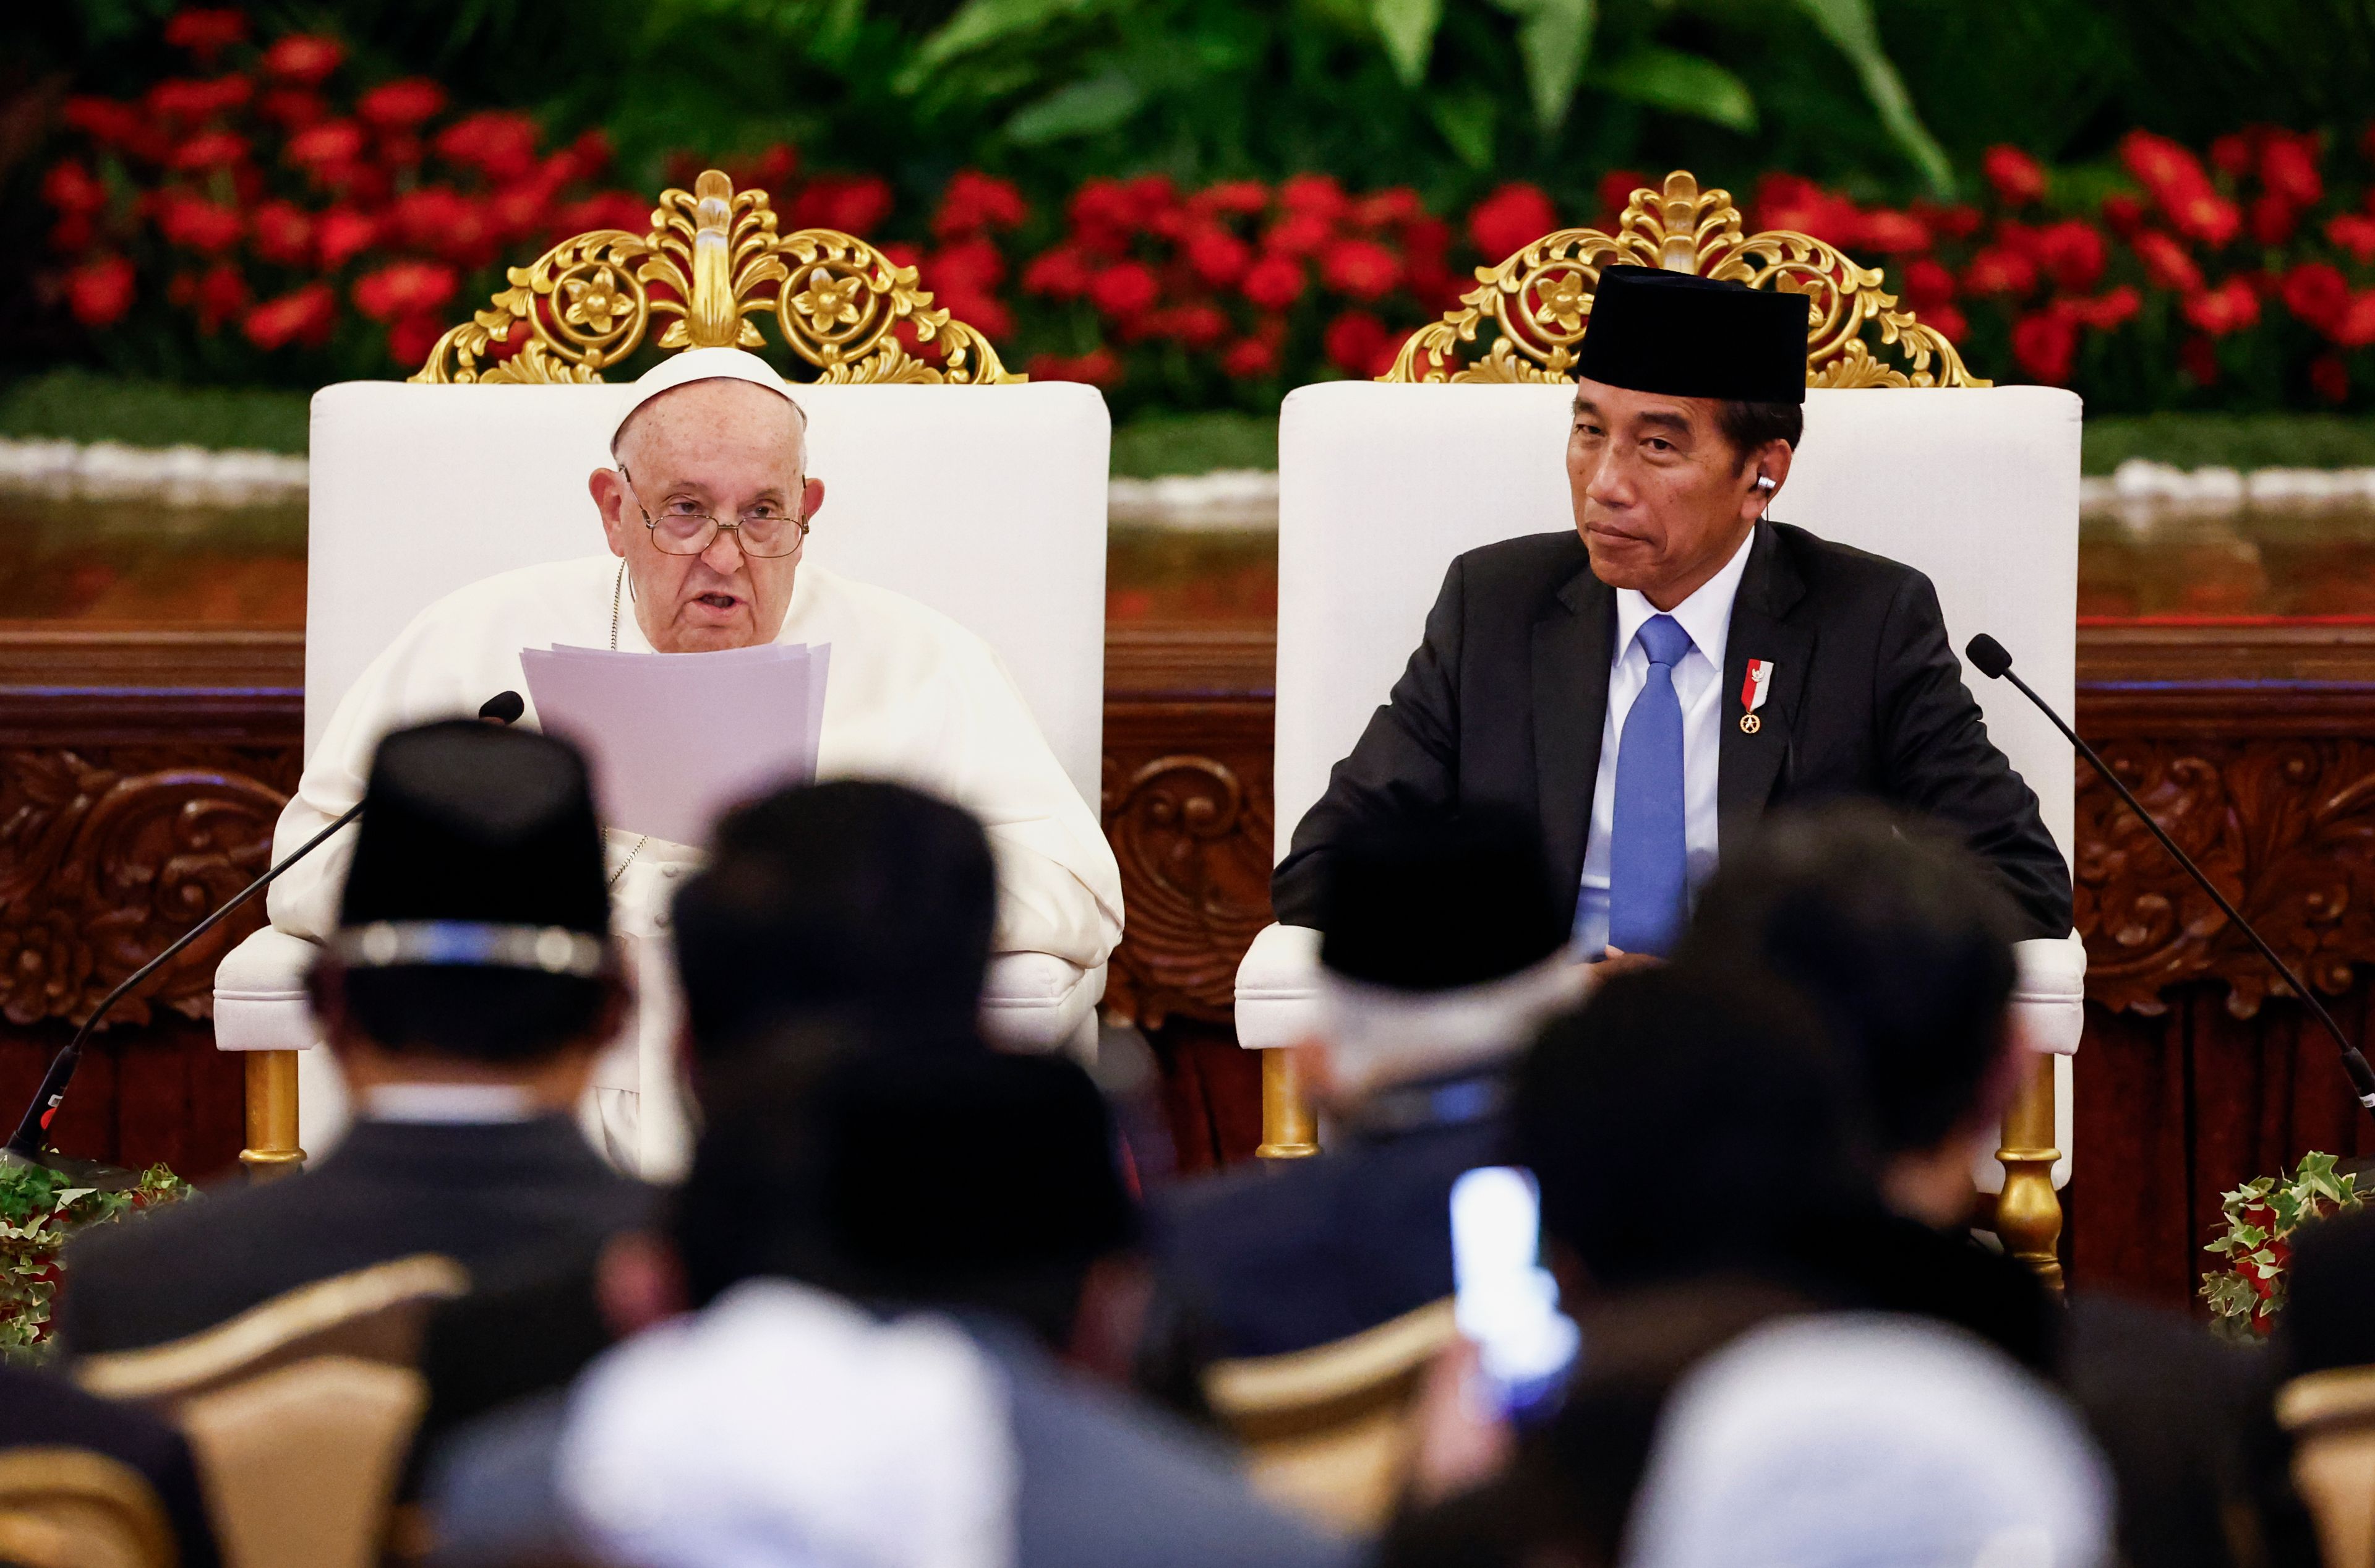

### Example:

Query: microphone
xmin=1966 ymin=636 xmax=2375 ymax=1121
xmin=2 ymin=693 xmax=527 ymax=1162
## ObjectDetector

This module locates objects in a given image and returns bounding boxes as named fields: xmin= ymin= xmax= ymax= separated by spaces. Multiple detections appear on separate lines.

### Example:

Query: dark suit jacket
xmin=1152 ymin=1113 xmax=1504 ymax=1359
xmin=55 ymin=1116 xmax=651 ymax=1355
xmin=0 ymin=1364 xmax=223 ymax=1568
xmin=1272 ymin=521 xmax=2073 ymax=940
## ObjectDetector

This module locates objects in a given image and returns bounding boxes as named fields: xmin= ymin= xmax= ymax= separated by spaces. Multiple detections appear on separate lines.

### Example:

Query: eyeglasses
xmin=615 ymin=465 xmax=810 ymax=559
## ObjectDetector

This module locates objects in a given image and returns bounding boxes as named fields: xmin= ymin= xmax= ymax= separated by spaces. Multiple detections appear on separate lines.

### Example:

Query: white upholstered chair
xmin=1235 ymin=177 xmax=2087 ymax=1276
xmin=214 ymin=210 xmax=1112 ymax=1159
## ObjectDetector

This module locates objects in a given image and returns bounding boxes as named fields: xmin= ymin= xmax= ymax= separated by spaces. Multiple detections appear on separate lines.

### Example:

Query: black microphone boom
xmin=1966 ymin=635 xmax=2375 ymax=1122
xmin=2 ymin=692 xmax=528 ymax=1161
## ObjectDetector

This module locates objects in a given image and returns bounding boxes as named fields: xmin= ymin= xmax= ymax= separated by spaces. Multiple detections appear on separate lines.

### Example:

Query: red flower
xmin=249 ymin=200 xmax=314 ymax=267
xmin=2009 ymin=307 xmax=2078 ymax=384
xmin=790 ymin=174 xmax=893 ymax=237
xmin=153 ymin=191 xmax=243 ymax=253
xmin=1022 ymin=246 xmax=1095 ymax=300
xmin=184 ymin=260 xmax=250 ymax=333
xmin=1222 ymin=336 xmax=1279 ymax=379
xmin=2132 ymin=231 xmax=2202 ymax=294
xmin=258 ymin=88 xmax=327 ymax=130
xmin=2121 ymin=131 xmax=2212 ymax=206
xmin=1068 ymin=179 xmax=1139 ymax=251
xmin=1597 ymin=169 xmax=1650 ymax=221
xmin=2183 ymin=278 xmax=2261 ymax=336
xmin=170 ymin=130 xmax=250 ymax=172
xmin=2210 ymin=131 xmax=2257 ymax=177
xmin=41 ymin=161 xmax=108 ymax=216
xmin=2069 ymin=285 xmax=2141 ymax=332
xmin=926 ymin=236 xmax=1005 ymax=294
xmin=1351 ymin=187 xmax=1424 ymax=228
xmin=359 ymin=78 xmax=447 ymax=127
xmin=2034 ymin=221 xmax=2107 ymax=293
xmin=148 ymin=76 xmax=252 ymax=122
xmin=263 ymin=33 xmax=345 ymax=85
xmin=164 ymin=7 xmax=247 ymax=58
xmin=1753 ymin=173 xmax=1864 ymax=247
xmin=1192 ymin=180 xmax=1270 ymax=216
xmin=392 ymin=186 xmax=500 ymax=267
xmin=1262 ymin=210 xmax=1332 ymax=257
xmin=2100 ymin=193 xmax=2147 ymax=238
xmin=435 ymin=112 xmax=542 ymax=182
xmin=2261 ymin=132 xmax=2324 ymax=207
xmin=1921 ymin=302 xmax=1969 ymax=343
xmin=388 ymin=312 xmax=447 ymax=366
xmin=243 ymin=282 xmax=336 ymax=350
xmin=1468 ymin=182 xmax=1556 ymax=259
xmin=62 ymin=97 xmax=148 ymax=150
xmin=1917 ymin=200 xmax=1984 ymax=242
xmin=1087 ymin=261 xmax=1158 ymax=319
xmin=2312 ymin=353 xmax=2351 ymax=405
xmin=2336 ymin=293 xmax=2375 ymax=349
xmin=1320 ymin=238 xmax=1401 ymax=301
xmin=550 ymin=191 xmax=652 ymax=237
xmin=935 ymin=286 xmax=1012 ymax=341
xmin=1857 ymin=209 xmax=1930 ymax=254
xmin=1280 ymin=173 xmax=1349 ymax=223
xmin=286 ymin=120 xmax=366 ymax=169
xmin=933 ymin=170 xmax=1028 ymax=238
xmin=1982 ymin=145 xmax=2048 ymax=207
xmin=1025 ymin=348 xmax=1121 ymax=387
xmin=2282 ymin=262 xmax=2351 ymax=331
xmin=1241 ymin=253 xmax=1304 ymax=311
xmin=1145 ymin=302 xmax=1230 ymax=349
xmin=315 ymin=207 xmax=380 ymax=270
xmin=1185 ymin=226 xmax=1252 ymax=288
xmin=1963 ymin=246 xmax=2039 ymax=297
xmin=2180 ymin=334 xmax=2220 ymax=385
xmin=63 ymin=255 xmax=135 ymax=327
xmin=2329 ymin=214 xmax=2375 ymax=264
xmin=1899 ymin=257 xmax=1956 ymax=310
xmin=354 ymin=259 xmax=459 ymax=321
xmin=1324 ymin=309 xmax=1397 ymax=377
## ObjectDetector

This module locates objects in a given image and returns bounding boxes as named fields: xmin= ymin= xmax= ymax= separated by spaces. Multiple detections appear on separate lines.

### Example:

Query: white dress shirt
xmin=1574 ymin=527 xmax=1757 ymax=956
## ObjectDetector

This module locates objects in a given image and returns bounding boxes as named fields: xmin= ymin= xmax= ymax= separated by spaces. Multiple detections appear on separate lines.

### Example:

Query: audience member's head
xmin=1312 ymin=806 xmax=1582 ymax=1105
xmin=675 ymin=1024 xmax=1137 ymax=1352
xmin=310 ymin=719 xmax=623 ymax=1105
xmin=672 ymin=780 xmax=996 ymax=1073
xmin=1515 ymin=966 xmax=1875 ymax=1295
xmin=1678 ymin=805 xmax=2022 ymax=1225
xmin=1621 ymin=1314 xmax=2112 ymax=1568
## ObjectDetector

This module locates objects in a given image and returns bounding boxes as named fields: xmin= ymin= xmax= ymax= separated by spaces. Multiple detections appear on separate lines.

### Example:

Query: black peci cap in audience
xmin=1317 ymin=806 xmax=1567 ymax=992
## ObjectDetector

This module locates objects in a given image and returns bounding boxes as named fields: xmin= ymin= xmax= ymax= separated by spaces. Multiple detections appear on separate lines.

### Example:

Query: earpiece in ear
xmin=1755 ymin=475 xmax=1777 ymax=495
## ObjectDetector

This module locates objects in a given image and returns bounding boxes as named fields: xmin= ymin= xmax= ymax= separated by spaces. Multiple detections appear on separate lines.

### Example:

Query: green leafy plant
xmin=0 ymin=1162 xmax=194 ymax=1361
xmin=2201 ymin=1150 xmax=2361 ymax=1343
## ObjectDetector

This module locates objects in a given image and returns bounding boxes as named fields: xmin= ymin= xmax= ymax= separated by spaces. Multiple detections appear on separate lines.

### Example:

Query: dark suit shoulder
xmin=1447 ymin=530 xmax=1590 ymax=604
xmin=1768 ymin=519 xmax=1932 ymax=602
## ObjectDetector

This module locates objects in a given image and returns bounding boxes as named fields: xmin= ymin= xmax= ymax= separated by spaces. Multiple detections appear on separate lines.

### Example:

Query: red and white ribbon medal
xmin=1739 ymin=659 xmax=1774 ymax=734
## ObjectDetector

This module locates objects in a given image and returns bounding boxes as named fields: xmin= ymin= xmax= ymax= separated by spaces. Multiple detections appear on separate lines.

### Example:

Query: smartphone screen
xmin=1450 ymin=1165 xmax=1581 ymax=1423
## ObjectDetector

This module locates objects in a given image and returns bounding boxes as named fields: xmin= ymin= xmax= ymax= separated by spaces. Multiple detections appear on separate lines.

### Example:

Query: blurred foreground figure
xmin=1155 ymin=808 xmax=1580 ymax=1358
xmin=426 ymin=1035 xmax=1351 ymax=1568
xmin=408 ymin=779 xmax=1001 ymax=1465
xmin=1684 ymin=807 xmax=2314 ymax=1568
xmin=1623 ymin=1314 xmax=2111 ymax=1568
xmin=0 ymin=1363 xmax=223 ymax=1568
xmin=58 ymin=720 xmax=646 ymax=1355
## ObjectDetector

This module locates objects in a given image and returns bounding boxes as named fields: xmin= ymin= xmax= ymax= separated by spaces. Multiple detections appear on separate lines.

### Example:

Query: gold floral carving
xmin=412 ymin=169 xmax=1020 ymax=386
xmin=1384 ymin=169 xmax=1987 ymax=389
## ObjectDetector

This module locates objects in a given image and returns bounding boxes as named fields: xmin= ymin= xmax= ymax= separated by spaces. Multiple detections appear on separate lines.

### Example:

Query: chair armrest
xmin=1234 ymin=923 xmax=1322 ymax=1051
xmin=982 ymin=955 xmax=1104 ymax=1056
xmin=2011 ymin=933 xmax=2088 ymax=1056
xmin=213 ymin=928 xmax=322 ymax=1052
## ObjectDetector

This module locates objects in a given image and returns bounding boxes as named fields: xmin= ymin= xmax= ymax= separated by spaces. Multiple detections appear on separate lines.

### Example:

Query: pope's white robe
xmin=268 ymin=553 xmax=1124 ymax=1176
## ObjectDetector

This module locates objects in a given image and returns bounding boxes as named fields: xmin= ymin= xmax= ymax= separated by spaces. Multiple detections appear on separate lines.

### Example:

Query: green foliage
xmin=2201 ymin=1150 xmax=2361 ymax=1343
xmin=0 ymin=1162 xmax=194 ymax=1362
xmin=0 ymin=371 xmax=310 ymax=453
xmin=1110 ymin=410 xmax=1279 ymax=476
xmin=2082 ymin=414 xmax=2375 ymax=476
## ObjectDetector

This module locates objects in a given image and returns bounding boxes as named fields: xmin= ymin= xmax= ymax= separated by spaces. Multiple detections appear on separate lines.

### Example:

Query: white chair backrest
xmin=1273 ymin=382 xmax=2081 ymax=865
xmin=307 ymin=380 xmax=1111 ymax=803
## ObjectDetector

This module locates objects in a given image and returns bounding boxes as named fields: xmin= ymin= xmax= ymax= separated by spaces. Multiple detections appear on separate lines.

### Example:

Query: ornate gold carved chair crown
xmin=1236 ymin=171 xmax=2085 ymax=1282
xmin=212 ymin=171 xmax=1111 ymax=1168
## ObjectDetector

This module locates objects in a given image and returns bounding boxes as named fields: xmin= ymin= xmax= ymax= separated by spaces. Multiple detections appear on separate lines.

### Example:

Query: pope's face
xmin=1566 ymin=376 xmax=1788 ymax=612
xmin=589 ymin=380 xmax=828 ymax=653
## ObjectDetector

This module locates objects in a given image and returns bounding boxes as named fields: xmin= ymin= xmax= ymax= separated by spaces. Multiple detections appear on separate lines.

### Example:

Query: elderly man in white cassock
xmin=266 ymin=348 xmax=1124 ymax=1176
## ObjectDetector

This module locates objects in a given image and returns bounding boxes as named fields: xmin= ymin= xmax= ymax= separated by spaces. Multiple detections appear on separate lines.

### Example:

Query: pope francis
xmin=265 ymin=348 xmax=1125 ymax=1176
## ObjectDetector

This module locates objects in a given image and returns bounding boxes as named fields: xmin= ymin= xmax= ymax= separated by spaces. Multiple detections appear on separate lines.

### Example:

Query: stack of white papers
xmin=520 ymin=641 xmax=830 ymax=847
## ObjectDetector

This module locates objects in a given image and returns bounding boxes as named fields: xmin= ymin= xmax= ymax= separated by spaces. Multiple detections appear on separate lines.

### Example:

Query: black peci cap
xmin=1575 ymin=264 xmax=1810 ymax=405
xmin=339 ymin=719 xmax=610 ymax=947
xmin=1317 ymin=807 xmax=1567 ymax=992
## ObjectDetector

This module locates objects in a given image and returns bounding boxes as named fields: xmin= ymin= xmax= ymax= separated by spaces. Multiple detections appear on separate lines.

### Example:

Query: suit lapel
xmin=1534 ymin=560 xmax=1614 ymax=896
xmin=1718 ymin=521 xmax=1814 ymax=832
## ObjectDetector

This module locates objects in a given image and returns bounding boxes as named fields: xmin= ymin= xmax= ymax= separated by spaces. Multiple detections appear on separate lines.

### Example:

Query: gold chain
xmin=606 ymin=559 xmax=649 ymax=889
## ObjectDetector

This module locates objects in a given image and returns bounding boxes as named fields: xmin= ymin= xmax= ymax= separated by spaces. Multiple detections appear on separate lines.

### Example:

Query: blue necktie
xmin=1607 ymin=613 xmax=1692 ymax=957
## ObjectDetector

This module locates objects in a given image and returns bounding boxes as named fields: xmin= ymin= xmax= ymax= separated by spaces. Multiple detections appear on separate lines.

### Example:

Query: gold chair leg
xmin=1256 ymin=1049 xmax=1320 ymax=1160
xmin=239 ymin=1050 xmax=306 ymax=1182
xmin=1994 ymin=1051 xmax=2063 ymax=1292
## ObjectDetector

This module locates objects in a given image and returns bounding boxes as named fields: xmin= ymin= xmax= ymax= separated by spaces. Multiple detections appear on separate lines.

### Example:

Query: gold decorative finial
xmin=412 ymin=169 xmax=1020 ymax=385
xmin=1385 ymin=170 xmax=1987 ymax=388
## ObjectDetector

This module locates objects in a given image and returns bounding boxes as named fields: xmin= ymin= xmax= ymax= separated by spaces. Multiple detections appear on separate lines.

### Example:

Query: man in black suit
xmin=1153 ymin=808 xmax=1579 ymax=1357
xmin=1272 ymin=264 xmax=2070 ymax=953
xmin=56 ymin=719 xmax=649 ymax=1355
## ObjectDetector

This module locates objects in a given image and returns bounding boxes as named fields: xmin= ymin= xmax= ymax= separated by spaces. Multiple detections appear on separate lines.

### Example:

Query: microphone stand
xmin=1969 ymin=636 xmax=2375 ymax=1123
